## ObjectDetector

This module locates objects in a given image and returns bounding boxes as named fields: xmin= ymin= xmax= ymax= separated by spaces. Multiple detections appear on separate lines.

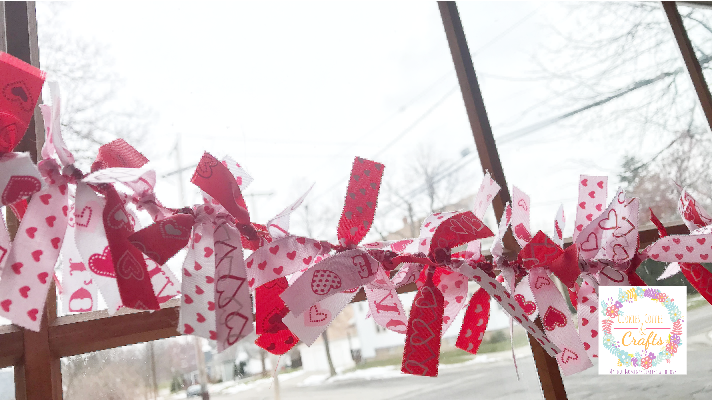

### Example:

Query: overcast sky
xmin=34 ymin=1 xmax=703 ymax=242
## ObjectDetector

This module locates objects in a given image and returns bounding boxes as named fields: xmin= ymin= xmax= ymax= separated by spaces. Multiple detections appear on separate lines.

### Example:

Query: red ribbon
xmin=455 ymin=287 xmax=490 ymax=354
xmin=254 ymin=277 xmax=298 ymax=355
xmin=102 ymin=185 xmax=159 ymax=310
xmin=0 ymin=52 xmax=46 ymax=153
xmin=402 ymin=267 xmax=444 ymax=377
xmin=191 ymin=152 xmax=260 ymax=248
xmin=336 ymin=157 xmax=384 ymax=247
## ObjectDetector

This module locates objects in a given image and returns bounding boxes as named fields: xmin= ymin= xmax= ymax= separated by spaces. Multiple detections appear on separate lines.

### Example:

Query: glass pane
xmin=680 ymin=3 xmax=712 ymax=113
xmin=0 ymin=367 xmax=13 ymax=400
xmin=36 ymin=1 xmax=547 ymax=398
xmin=457 ymin=2 xmax=711 ymax=398
xmin=459 ymin=1 xmax=698 ymax=237
xmin=62 ymin=338 xmax=194 ymax=399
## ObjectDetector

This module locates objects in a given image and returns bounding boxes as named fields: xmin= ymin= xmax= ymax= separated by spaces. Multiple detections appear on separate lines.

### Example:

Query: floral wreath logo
xmin=600 ymin=288 xmax=683 ymax=369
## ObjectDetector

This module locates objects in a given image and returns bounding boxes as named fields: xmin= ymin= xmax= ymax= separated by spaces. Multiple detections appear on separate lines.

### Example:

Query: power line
xmin=377 ymin=69 xmax=683 ymax=218
xmin=309 ymin=7 xmax=541 ymax=203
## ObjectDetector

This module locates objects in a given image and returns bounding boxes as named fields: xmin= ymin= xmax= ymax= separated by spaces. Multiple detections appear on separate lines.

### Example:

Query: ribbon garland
xmin=4 ymin=51 xmax=712 ymax=381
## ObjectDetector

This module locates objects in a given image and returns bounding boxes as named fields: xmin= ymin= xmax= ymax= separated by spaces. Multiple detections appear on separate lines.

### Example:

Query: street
xmin=208 ymin=304 xmax=712 ymax=400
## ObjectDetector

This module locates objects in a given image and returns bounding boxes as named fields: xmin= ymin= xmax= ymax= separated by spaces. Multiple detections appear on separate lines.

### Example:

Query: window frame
xmin=0 ymin=1 xmax=706 ymax=399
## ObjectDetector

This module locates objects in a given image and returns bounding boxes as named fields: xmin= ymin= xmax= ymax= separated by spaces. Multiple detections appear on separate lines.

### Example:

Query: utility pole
xmin=194 ymin=337 xmax=210 ymax=400
xmin=174 ymin=134 xmax=186 ymax=205
xmin=174 ymin=137 xmax=210 ymax=400
xmin=148 ymin=342 xmax=158 ymax=400
xmin=270 ymin=353 xmax=281 ymax=400
xmin=303 ymin=204 xmax=338 ymax=377
xmin=244 ymin=192 xmax=274 ymax=223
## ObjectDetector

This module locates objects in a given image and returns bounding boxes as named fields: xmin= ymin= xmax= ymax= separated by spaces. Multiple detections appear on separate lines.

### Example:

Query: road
xmin=210 ymin=304 xmax=712 ymax=400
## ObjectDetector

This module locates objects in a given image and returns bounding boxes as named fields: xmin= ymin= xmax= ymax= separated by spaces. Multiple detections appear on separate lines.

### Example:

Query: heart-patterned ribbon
xmin=130 ymin=153 xmax=263 ymax=346
xmin=529 ymin=267 xmax=593 ymax=375
xmin=568 ymin=178 xmax=645 ymax=361
xmin=513 ymin=229 xmax=592 ymax=374
xmin=0 ymin=158 xmax=68 ymax=330
xmin=647 ymin=191 xmax=712 ymax=306
xmin=401 ymin=267 xmax=444 ymax=377
xmin=39 ymin=81 xmax=177 ymax=316
xmin=213 ymin=218 xmax=253 ymax=351
xmin=393 ymin=210 xmax=495 ymax=376
xmin=0 ymin=53 xmax=46 ymax=212
xmin=455 ymin=287 xmax=490 ymax=354
xmin=0 ymin=52 xmax=46 ymax=153
xmin=249 ymin=188 xmax=326 ymax=354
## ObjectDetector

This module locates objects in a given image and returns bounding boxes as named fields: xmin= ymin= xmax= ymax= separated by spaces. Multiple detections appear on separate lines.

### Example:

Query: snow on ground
xmin=297 ymin=349 xmax=531 ymax=387
xmin=160 ymin=348 xmax=531 ymax=397
xmin=298 ymin=366 xmax=407 ymax=387
xmin=219 ymin=369 xmax=306 ymax=394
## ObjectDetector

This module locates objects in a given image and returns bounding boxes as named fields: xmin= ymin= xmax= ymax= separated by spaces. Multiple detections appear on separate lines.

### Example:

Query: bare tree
xmin=63 ymin=346 xmax=151 ymax=400
xmin=533 ymin=2 xmax=712 ymax=217
xmin=36 ymin=3 xmax=154 ymax=168
xmin=378 ymin=146 xmax=473 ymax=239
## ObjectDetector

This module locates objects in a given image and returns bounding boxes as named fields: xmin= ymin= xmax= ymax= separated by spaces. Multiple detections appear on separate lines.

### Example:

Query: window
xmin=2 ymin=2 xmax=711 ymax=399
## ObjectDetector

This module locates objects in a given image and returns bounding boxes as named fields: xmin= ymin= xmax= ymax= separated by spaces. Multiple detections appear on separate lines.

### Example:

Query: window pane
xmin=36 ymin=1 xmax=544 ymax=399
xmin=458 ymin=2 xmax=710 ymax=398
xmin=680 ymin=4 xmax=712 ymax=109
xmin=459 ymin=1 xmax=698 ymax=238
xmin=0 ymin=367 xmax=13 ymax=400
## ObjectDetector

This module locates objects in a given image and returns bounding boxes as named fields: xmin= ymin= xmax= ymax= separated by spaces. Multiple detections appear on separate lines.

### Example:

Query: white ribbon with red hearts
xmin=245 ymin=235 xmax=329 ymax=291
xmin=61 ymin=220 xmax=98 ymax=314
xmin=214 ymin=220 xmax=253 ymax=352
xmin=458 ymin=260 xmax=560 ymax=357
xmin=0 ymin=152 xmax=44 ymax=207
xmin=179 ymin=209 xmax=216 ymax=339
xmin=73 ymin=182 xmax=123 ymax=314
xmin=529 ymin=267 xmax=592 ymax=375
xmin=0 ymin=160 xmax=69 ymax=330
xmin=576 ymin=273 xmax=599 ymax=360
xmin=364 ymin=267 xmax=407 ymax=334
xmin=573 ymin=176 xmax=607 ymax=242
xmin=281 ymin=249 xmax=380 ymax=316
xmin=511 ymin=186 xmax=532 ymax=247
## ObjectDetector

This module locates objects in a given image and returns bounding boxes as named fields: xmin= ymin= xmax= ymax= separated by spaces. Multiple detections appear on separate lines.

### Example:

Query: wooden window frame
xmin=0 ymin=1 xmax=707 ymax=399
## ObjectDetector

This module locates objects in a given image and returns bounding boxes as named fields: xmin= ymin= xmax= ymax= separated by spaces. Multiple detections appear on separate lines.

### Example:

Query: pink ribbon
xmin=0 ymin=52 xmax=46 ymax=211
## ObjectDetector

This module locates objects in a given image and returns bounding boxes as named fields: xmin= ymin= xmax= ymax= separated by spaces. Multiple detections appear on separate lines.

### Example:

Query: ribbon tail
xmin=459 ymin=261 xmax=559 ymax=356
xmin=680 ymin=263 xmax=712 ymax=306
xmin=129 ymin=213 xmax=194 ymax=265
xmin=0 ymin=212 xmax=10 ymax=274
xmin=0 ymin=182 xmax=68 ymax=330
xmin=214 ymin=222 xmax=253 ymax=352
xmin=74 ymin=182 xmax=122 ymax=314
xmin=576 ymin=275 xmax=599 ymax=360
xmin=455 ymin=287 xmax=490 ymax=354
xmin=336 ymin=157 xmax=384 ymax=247
xmin=254 ymin=277 xmax=299 ymax=355
xmin=61 ymin=223 xmax=97 ymax=313
xmin=529 ymin=268 xmax=592 ymax=375
xmin=401 ymin=268 xmax=444 ymax=377
xmin=179 ymin=218 xmax=216 ymax=339
xmin=103 ymin=186 xmax=159 ymax=310
xmin=365 ymin=267 xmax=407 ymax=334
xmin=437 ymin=270 xmax=469 ymax=334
